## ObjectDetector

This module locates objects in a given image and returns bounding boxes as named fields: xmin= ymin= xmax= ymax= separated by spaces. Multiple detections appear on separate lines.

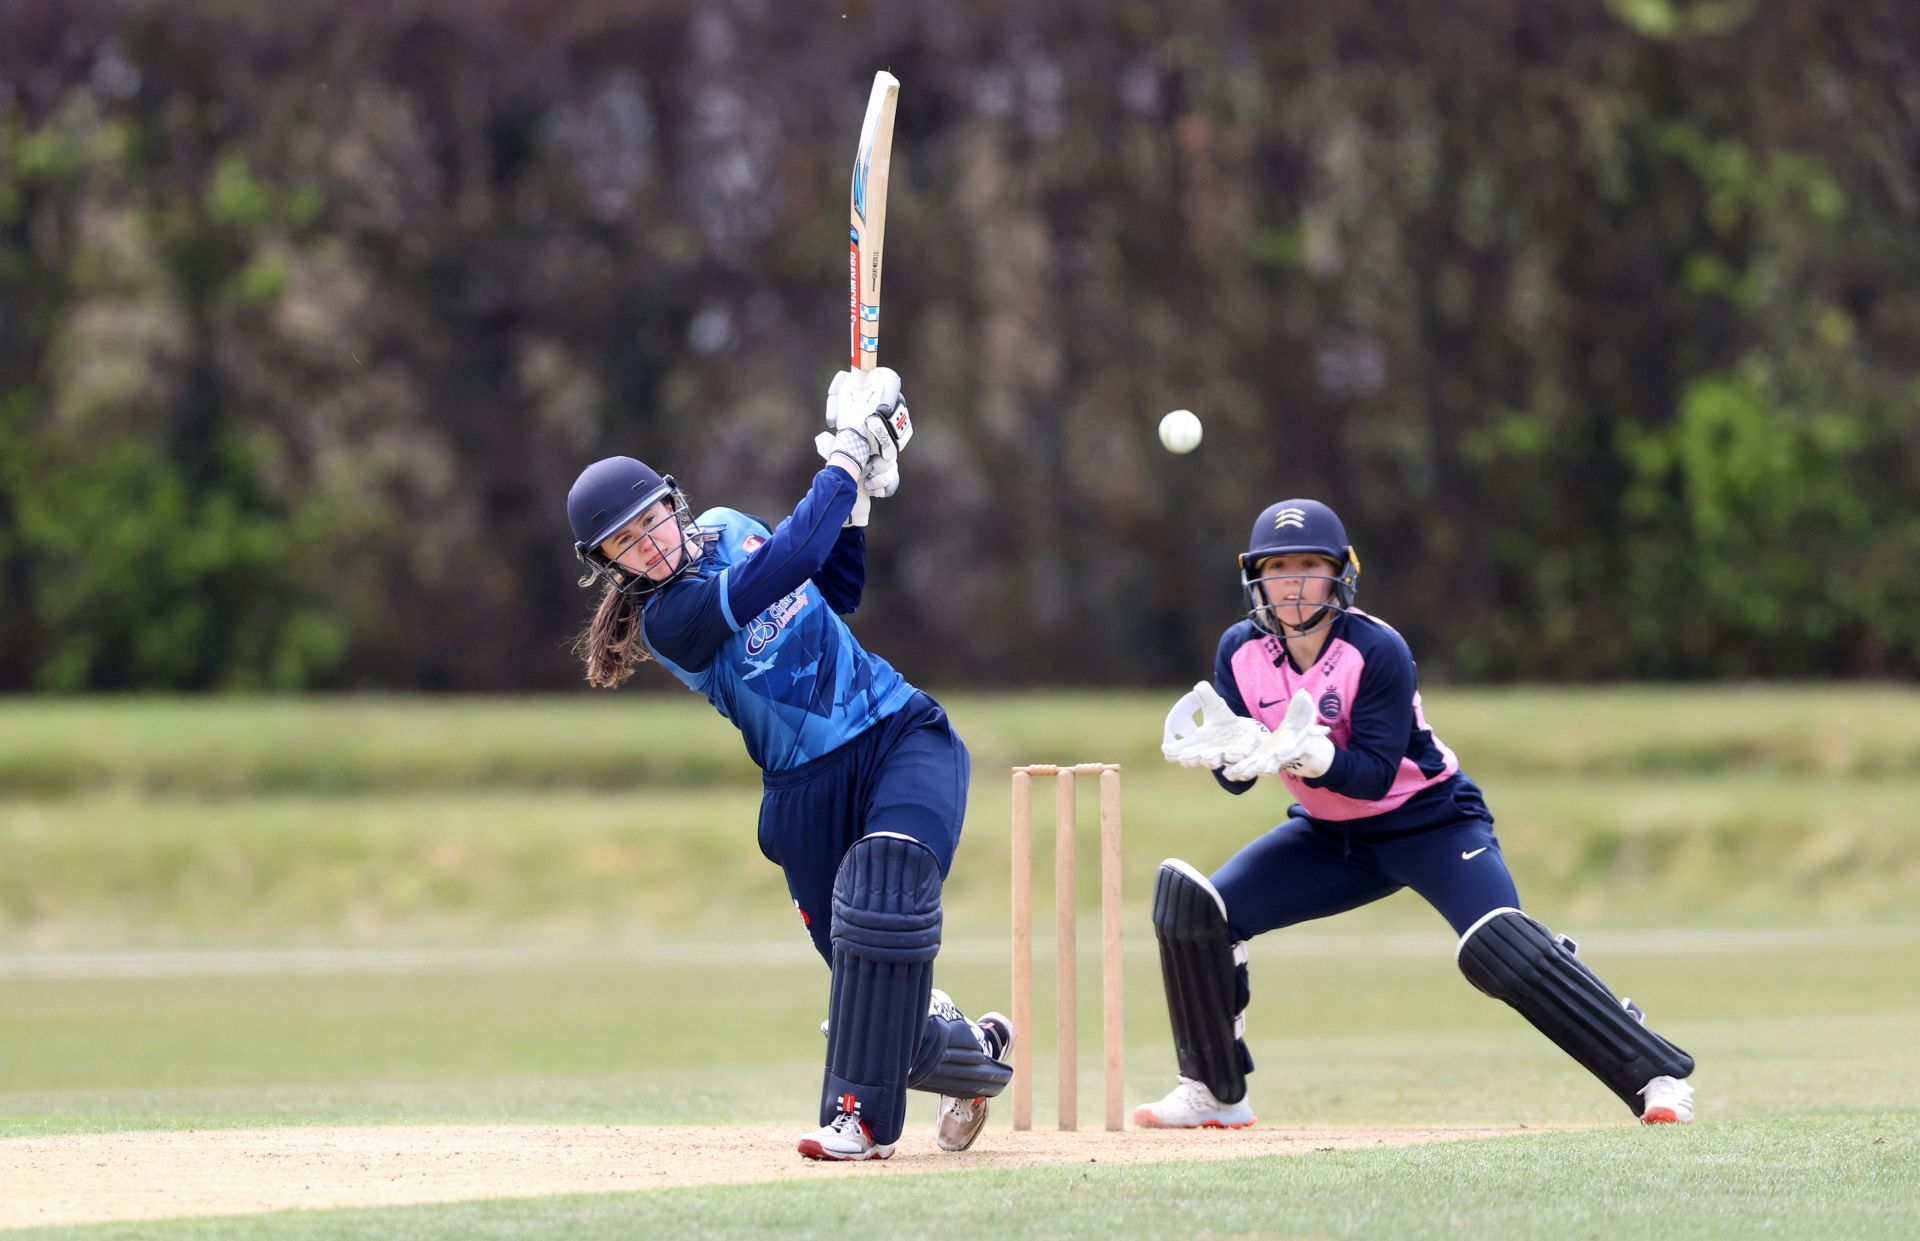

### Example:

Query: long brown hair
xmin=572 ymin=489 xmax=703 ymax=687
xmin=573 ymin=581 xmax=651 ymax=687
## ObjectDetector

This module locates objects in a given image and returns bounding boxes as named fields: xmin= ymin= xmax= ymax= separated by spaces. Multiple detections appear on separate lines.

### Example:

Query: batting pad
xmin=1152 ymin=859 xmax=1253 ymax=1105
xmin=822 ymin=832 xmax=943 ymax=1145
xmin=1458 ymin=907 xmax=1694 ymax=1114
xmin=907 ymin=1010 xmax=1012 ymax=1099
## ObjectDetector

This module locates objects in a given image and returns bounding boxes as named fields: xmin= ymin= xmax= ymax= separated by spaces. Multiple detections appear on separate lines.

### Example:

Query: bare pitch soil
xmin=0 ymin=1122 xmax=1560 ymax=1230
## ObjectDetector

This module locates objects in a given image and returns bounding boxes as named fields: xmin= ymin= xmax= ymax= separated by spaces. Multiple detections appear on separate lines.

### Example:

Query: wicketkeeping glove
xmin=1161 ymin=682 xmax=1270 ymax=769
xmin=1221 ymin=688 xmax=1335 ymax=781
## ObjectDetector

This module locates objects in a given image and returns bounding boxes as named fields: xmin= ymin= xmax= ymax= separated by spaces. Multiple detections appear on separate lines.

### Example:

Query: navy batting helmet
xmin=1239 ymin=498 xmax=1361 ymax=638
xmin=567 ymin=456 xmax=695 ymax=595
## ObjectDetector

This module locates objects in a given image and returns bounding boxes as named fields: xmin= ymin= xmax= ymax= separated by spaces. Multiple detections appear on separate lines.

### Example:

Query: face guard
xmin=1242 ymin=559 xmax=1359 ymax=638
xmin=1238 ymin=498 xmax=1361 ymax=639
xmin=567 ymin=457 xmax=698 ymax=597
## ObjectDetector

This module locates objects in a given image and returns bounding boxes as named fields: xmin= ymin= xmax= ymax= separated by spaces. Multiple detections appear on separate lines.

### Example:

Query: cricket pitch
xmin=0 ymin=1122 xmax=1571 ymax=1229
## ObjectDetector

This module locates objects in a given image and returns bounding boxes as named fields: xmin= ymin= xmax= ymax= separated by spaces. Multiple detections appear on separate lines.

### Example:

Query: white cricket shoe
xmin=935 ymin=1011 xmax=1015 ymax=1152
xmin=798 ymin=1103 xmax=896 ymax=1162
xmin=1639 ymin=1074 xmax=1694 ymax=1125
xmin=1132 ymin=1075 xmax=1257 ymax=1129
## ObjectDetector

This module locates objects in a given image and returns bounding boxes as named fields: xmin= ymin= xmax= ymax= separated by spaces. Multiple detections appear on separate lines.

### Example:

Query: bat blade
xmin=849 ymin=71 xmax=899 ymax=372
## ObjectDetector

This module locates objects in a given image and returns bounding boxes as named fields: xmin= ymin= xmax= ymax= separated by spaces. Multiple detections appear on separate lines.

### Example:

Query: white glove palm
xmin=1161 ymin=682 xmax=1269 ymax=769
xmin=1221 ymin=688 xmax=1335 ymax=782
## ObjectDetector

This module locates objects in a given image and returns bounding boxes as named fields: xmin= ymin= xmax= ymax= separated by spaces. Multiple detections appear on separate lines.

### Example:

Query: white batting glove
xmin=826 ymin=367 xmax=913 ymax=454
xmin=823 ymin=369 xmax=859 ymax=432
xmin=815 ymin=431 xmax=899 ymax=500
xmin=1161 ymin=682 xmax=1269 ymax=769
xmin=1221 ymin=688 xmax=1334 ymax=781
xmin=823 ymin=426 xmax=872 ymax=470
xmin=863 ymin=458 xmax=900 ymax=499
xmin=814 ymin=428 xmax=873 ymax=527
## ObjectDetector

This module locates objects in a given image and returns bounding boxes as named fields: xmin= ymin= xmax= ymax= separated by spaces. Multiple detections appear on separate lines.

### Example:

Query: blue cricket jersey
xmin=638 ymin=466 xmax=916 ymax=771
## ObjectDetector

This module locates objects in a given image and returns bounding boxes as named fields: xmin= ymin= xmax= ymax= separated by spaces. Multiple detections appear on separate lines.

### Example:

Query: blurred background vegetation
xmin=4 ymin=0 xmax=1916 ymax=693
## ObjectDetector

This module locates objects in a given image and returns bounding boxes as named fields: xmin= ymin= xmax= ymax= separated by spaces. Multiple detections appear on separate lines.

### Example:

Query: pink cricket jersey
xmin=1217 ymin=610 xmax=1460 ymax=824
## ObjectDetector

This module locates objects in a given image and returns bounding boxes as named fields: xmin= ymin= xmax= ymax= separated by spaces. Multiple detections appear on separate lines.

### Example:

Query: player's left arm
xmin=1302 ymin=636 xmax=1417 ymax=801
xmin=811 ymin=525 xmax=867 ymax=615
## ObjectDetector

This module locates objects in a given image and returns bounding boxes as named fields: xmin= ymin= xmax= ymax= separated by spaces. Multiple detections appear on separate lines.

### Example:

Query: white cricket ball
xmin=1158 ymin=408 xmax=1203 ymax=454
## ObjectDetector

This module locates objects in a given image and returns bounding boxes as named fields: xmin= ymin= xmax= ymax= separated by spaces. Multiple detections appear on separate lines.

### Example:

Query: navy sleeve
xmin=723 ymin=467 xmax=860 ymax=622
xmin=811 ymin=525 xmax=867 ymax=615
xmin=641 ymin=573 xmax=734 ymax=673
xmin=1209 ymin=625 xmax=1258 ymax=796
xmin=639 ymin=469 xmax=858 ymax=673
xmin=1210 ymin=768 xmax=1258 ymax=795
xmin=1304 ymin=628 xmax=1415 ymax=801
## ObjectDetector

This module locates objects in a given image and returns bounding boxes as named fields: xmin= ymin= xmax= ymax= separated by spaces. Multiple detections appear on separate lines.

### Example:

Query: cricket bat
xmin=849 ymin=71 xmax=899 ymax=373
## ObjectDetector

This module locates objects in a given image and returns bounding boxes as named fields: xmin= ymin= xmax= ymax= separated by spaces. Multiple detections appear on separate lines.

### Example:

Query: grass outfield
xmin=0 ymin=689 xmax=1915 ymax=1235
xmin=1 ymin=687 xmax=1918 ymax=940
xmin=3 ymin=686 xmax=1918 ymax=797
xmin=0 ymin=937 xmax=1916 ymax=1236
xmin=4 ymin=934 xmax=1918 ymax=1134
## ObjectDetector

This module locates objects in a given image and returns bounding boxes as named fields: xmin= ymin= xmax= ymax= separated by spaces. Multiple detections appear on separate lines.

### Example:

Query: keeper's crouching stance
xmin=1141 ymin=498 xmax=1695 ymax=1129
xmin=566 ymin=368 xmax=1012 ymax=1162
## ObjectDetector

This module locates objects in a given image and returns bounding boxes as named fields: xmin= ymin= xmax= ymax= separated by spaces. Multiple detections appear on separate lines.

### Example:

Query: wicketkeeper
xmin=566 ymin=368 xmax=1013 ymax=1161
xmin=1143 ymin=498 xmax=1696 ymax=1128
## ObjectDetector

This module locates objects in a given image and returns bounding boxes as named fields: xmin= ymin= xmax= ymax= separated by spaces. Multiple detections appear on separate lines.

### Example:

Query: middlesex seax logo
xmin=1273 ymin=507 xmax=1307 ymax=530
xmin=1317 ymin=688 xmax=1343 ymax=720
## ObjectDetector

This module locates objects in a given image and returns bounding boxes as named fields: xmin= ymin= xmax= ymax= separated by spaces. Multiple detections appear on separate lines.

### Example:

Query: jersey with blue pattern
xmin=638 ymin=470 xmax=915 ymax=772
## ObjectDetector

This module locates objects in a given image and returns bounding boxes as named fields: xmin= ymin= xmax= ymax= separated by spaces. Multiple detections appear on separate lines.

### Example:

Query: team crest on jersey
xmin=745 ymin=586 xmax=809 ymax=656
xmin=1318 ymin=688 xmax=1343 ymax=720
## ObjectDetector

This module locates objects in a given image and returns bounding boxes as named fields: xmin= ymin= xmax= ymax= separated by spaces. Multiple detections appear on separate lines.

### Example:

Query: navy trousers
xmin=758 ymin=691 xmax=969 ymax=962
xmin=1212 ymin=807 xmax=1521 ymax=940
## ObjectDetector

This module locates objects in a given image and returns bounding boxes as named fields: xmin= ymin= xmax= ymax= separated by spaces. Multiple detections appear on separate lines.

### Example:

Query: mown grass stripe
xmin=5 ymin=924 xmax=1916 ymax=979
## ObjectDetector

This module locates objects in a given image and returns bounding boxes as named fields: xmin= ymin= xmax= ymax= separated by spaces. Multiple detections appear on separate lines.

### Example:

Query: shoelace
xmin=1176 ymin=1078 xmax=1217 ymax=1110
xmin=1641 ymin=1076 xmax=1684 ymax=1101
xmin=828 ymin=1109 xmax=866 ymax=1137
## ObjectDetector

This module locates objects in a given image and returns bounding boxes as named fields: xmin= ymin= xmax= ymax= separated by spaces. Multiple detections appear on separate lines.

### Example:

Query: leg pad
xmin=908 ymin=1003 xmax=1012 ymax=1098
xmin=822 ymin=832 xmax=943 ymax=1144
xmin=1152 ymin=859 xmax=1252 ymax=1105
xmin=1458 ymin=908 xmax=1693 ymax=1115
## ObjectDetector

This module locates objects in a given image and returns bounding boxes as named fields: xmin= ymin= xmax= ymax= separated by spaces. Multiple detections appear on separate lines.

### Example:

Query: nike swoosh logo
xmin=1461 ymin=847 xmax=1488 ymax=860
xmin=1258 ymin=698 xmax=1285 ymax=708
